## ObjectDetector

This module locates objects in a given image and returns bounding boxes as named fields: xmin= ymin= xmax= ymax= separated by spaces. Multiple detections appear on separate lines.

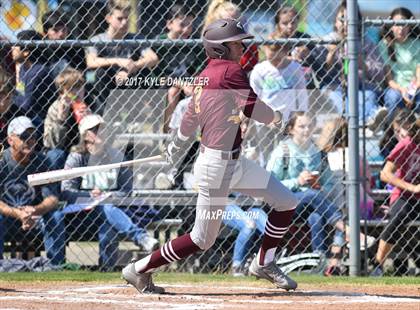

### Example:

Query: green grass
xmin=0 ymin=271 xmax=419 ymax=286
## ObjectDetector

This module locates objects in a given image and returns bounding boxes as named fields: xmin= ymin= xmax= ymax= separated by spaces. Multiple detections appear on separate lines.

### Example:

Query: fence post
xmin=347 ymin=0 xmax=361 ymax=276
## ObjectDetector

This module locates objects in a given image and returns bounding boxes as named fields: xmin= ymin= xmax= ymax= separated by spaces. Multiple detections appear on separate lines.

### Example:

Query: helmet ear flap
xmin=206 ymin=42 xmax=229 ymax=59
xmin=218 ymin=42 xmax=230 ymax=58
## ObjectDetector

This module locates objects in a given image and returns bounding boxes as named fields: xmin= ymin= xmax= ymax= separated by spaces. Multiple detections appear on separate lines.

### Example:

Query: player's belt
xmin=200 ymin=145 xmax=240 ymax=160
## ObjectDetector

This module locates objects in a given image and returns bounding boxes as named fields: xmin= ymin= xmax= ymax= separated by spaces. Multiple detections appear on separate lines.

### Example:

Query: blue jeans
xmin=0 ymin=209 xmax=65 ymax=265
xmin=324 ymin=87 xmax=379 ymax=124
xmin=66 ymin=204 xmax=149 ymax=269
xmin=222 ymin=204 xmax=267 ymax=267
xmin=294 ymin=189 xmax=345 ymax=253
xmin=45 ymin=148 xmax=68 ymax=169
xmin=384 ymin=88 xmax=420 ymax=121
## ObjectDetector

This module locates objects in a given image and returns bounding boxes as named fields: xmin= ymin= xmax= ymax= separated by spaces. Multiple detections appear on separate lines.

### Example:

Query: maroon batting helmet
xmin=203 ymin=19 xmax=254 ymax=59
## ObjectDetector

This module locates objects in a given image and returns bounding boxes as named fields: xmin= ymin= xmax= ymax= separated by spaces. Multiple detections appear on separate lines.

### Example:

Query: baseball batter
xmin=122 ymin=19 xmax=298 ymax=294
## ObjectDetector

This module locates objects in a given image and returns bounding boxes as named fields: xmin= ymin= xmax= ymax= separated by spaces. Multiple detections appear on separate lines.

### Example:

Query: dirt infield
xmin=0 ymin=280 xmax=419 ymax=310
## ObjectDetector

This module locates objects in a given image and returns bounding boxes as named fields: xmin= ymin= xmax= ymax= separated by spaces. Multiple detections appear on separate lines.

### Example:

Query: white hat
xmin=7 ymin=116 xmax=35 ymax=136
xmin=79 ymin=114 xmax=105 ymax=135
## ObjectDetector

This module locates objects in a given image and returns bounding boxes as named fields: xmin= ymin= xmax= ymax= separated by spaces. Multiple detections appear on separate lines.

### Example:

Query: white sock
xmin=134 ymin=254 xmax=151 ymax=273
xmin=257 ymin=247 xmax=276 ymax=266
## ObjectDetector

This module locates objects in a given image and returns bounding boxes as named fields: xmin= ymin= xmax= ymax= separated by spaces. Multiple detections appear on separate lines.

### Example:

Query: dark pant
xmin=380 ymin=197 xmax=420 ymax=244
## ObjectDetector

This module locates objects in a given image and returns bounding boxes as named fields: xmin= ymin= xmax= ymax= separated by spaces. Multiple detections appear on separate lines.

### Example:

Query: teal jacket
xmin=266 ymin=138 xmax=334 ymax=192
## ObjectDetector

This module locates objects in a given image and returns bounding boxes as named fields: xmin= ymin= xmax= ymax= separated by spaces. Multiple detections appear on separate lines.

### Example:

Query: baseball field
xmin=0 ymin=272 xmax=419 ymax=309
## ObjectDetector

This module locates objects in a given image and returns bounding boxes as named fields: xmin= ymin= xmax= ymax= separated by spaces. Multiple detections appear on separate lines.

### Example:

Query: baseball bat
xmin=27 ymin=155 xmax=165 ymax=186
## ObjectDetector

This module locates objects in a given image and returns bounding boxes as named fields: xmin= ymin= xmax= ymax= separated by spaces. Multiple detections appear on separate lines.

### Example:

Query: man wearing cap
xmin=0 ymin=116 xmax=65 ymax=265
xmin=61 ymin=114 xmax=159 ymax=270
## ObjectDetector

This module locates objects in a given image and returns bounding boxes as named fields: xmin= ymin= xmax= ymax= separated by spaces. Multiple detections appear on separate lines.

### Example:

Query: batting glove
xmin=165 ymin=131 xmax=191 ymax=166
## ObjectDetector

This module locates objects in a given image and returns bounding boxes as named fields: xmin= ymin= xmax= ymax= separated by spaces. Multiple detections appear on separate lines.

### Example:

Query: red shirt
xmin=387 ymin=137 xmax=420 ymax=204
xmin=180 ymin=59 xmax=274 ymax=151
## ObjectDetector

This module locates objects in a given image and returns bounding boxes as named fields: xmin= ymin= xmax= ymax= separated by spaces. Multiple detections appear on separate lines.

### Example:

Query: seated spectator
xmin=61 ymin=114 xmax=159 ymax=270
xmin=12 ymin=30 xmax=56 ymax=130
xmin=43 ymin=68 xmax=91 ymax=169
xmin=203 ymin=0 xmax=258 ymax=73
xmin=371 ymin=113 xmax=419 ymax=276
xmin=379 ymin=7 xmax=420 ymax=121
xmin=308 ymin=1 xmax=386 ymax=129
xmin=155 ymin=4 xmax=206 ymax=133
xmin=42 ymin=10 xmax=87 ymax=78
xmin=317 ymin=117 xmax=375 ymax=220
xmin=0 ymin=68 xmax=24 ymax=145
xmin=266 ymin=112 xmax=347 ymax=275
xmin=250 ymin=31 xmax=308 ymax=160
xmin=0 ymin=116 xmax=65 ymax=265
xmin=85 ymin=0 xmax=158 ymax=114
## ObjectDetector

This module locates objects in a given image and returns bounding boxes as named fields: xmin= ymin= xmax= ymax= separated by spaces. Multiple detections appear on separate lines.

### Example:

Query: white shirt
xmin=169 ymin=96 xmax=191 ymax=131
xmin=250 ymin=60 xmax=309 ymax=121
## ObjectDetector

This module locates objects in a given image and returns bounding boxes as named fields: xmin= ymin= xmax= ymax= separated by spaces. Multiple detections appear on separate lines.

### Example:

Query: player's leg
xmin=231 ymin=157 xmax=298 ymax=290
xmin=123 ymin=153 xmax=235 ymax=293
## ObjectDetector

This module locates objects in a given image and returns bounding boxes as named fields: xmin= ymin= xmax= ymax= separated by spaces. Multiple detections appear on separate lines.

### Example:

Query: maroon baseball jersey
xmin=180 ymin=59 xmax=275 ymax=151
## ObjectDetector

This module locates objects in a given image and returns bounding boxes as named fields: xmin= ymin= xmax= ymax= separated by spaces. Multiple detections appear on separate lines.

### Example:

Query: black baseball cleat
xmin=122 ymin=262 xmax=165 ymax=294
xmin=249 ymin=256 xmax=298 ymax=291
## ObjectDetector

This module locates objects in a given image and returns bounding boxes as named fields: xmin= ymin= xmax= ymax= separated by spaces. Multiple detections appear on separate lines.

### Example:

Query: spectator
xmin=85 ymin=0 xmax=158 ymax=113
xmin=0 ymin=68 xmax=24 ymax=145
xmin=273 ymin=6 xmax=316 ymax=88
xmin=371 ymin=113 xmax=419 ymax=276
xmin=379 ymin=7 xmax=420 ymax=121
xmin=250 ymin=31 xmax=308 ymax=122
xmin=203 ymin=0 xmax=258 ymax=72
xmin=61 ymin=114 xmax=159 ymax=270
xmin=250 ymin=31 xmax=308 ymax=161
xmin=12 ymin=30 xmax=56 ymax=130
xmin=266 ymin=112 xmax=347 ymax=276
xmin=154 ymin=4 xmax=206 ymax=133
xmin=317 ymin=117 xmax=375 ymax=220
xmin=0 ymin=116 xmax=65 ymax=265
xmin=308 ymin=1 xmax=387 ymax=129
xmin=43 ymin=68 xmax=91 ymax=169
xmin=42 ymin=10 xmax=87 ymax=78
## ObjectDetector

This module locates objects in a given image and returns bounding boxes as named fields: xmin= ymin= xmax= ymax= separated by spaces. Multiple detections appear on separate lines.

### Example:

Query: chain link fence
xmin=0 ymin=0 xmax=418 ymax=276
